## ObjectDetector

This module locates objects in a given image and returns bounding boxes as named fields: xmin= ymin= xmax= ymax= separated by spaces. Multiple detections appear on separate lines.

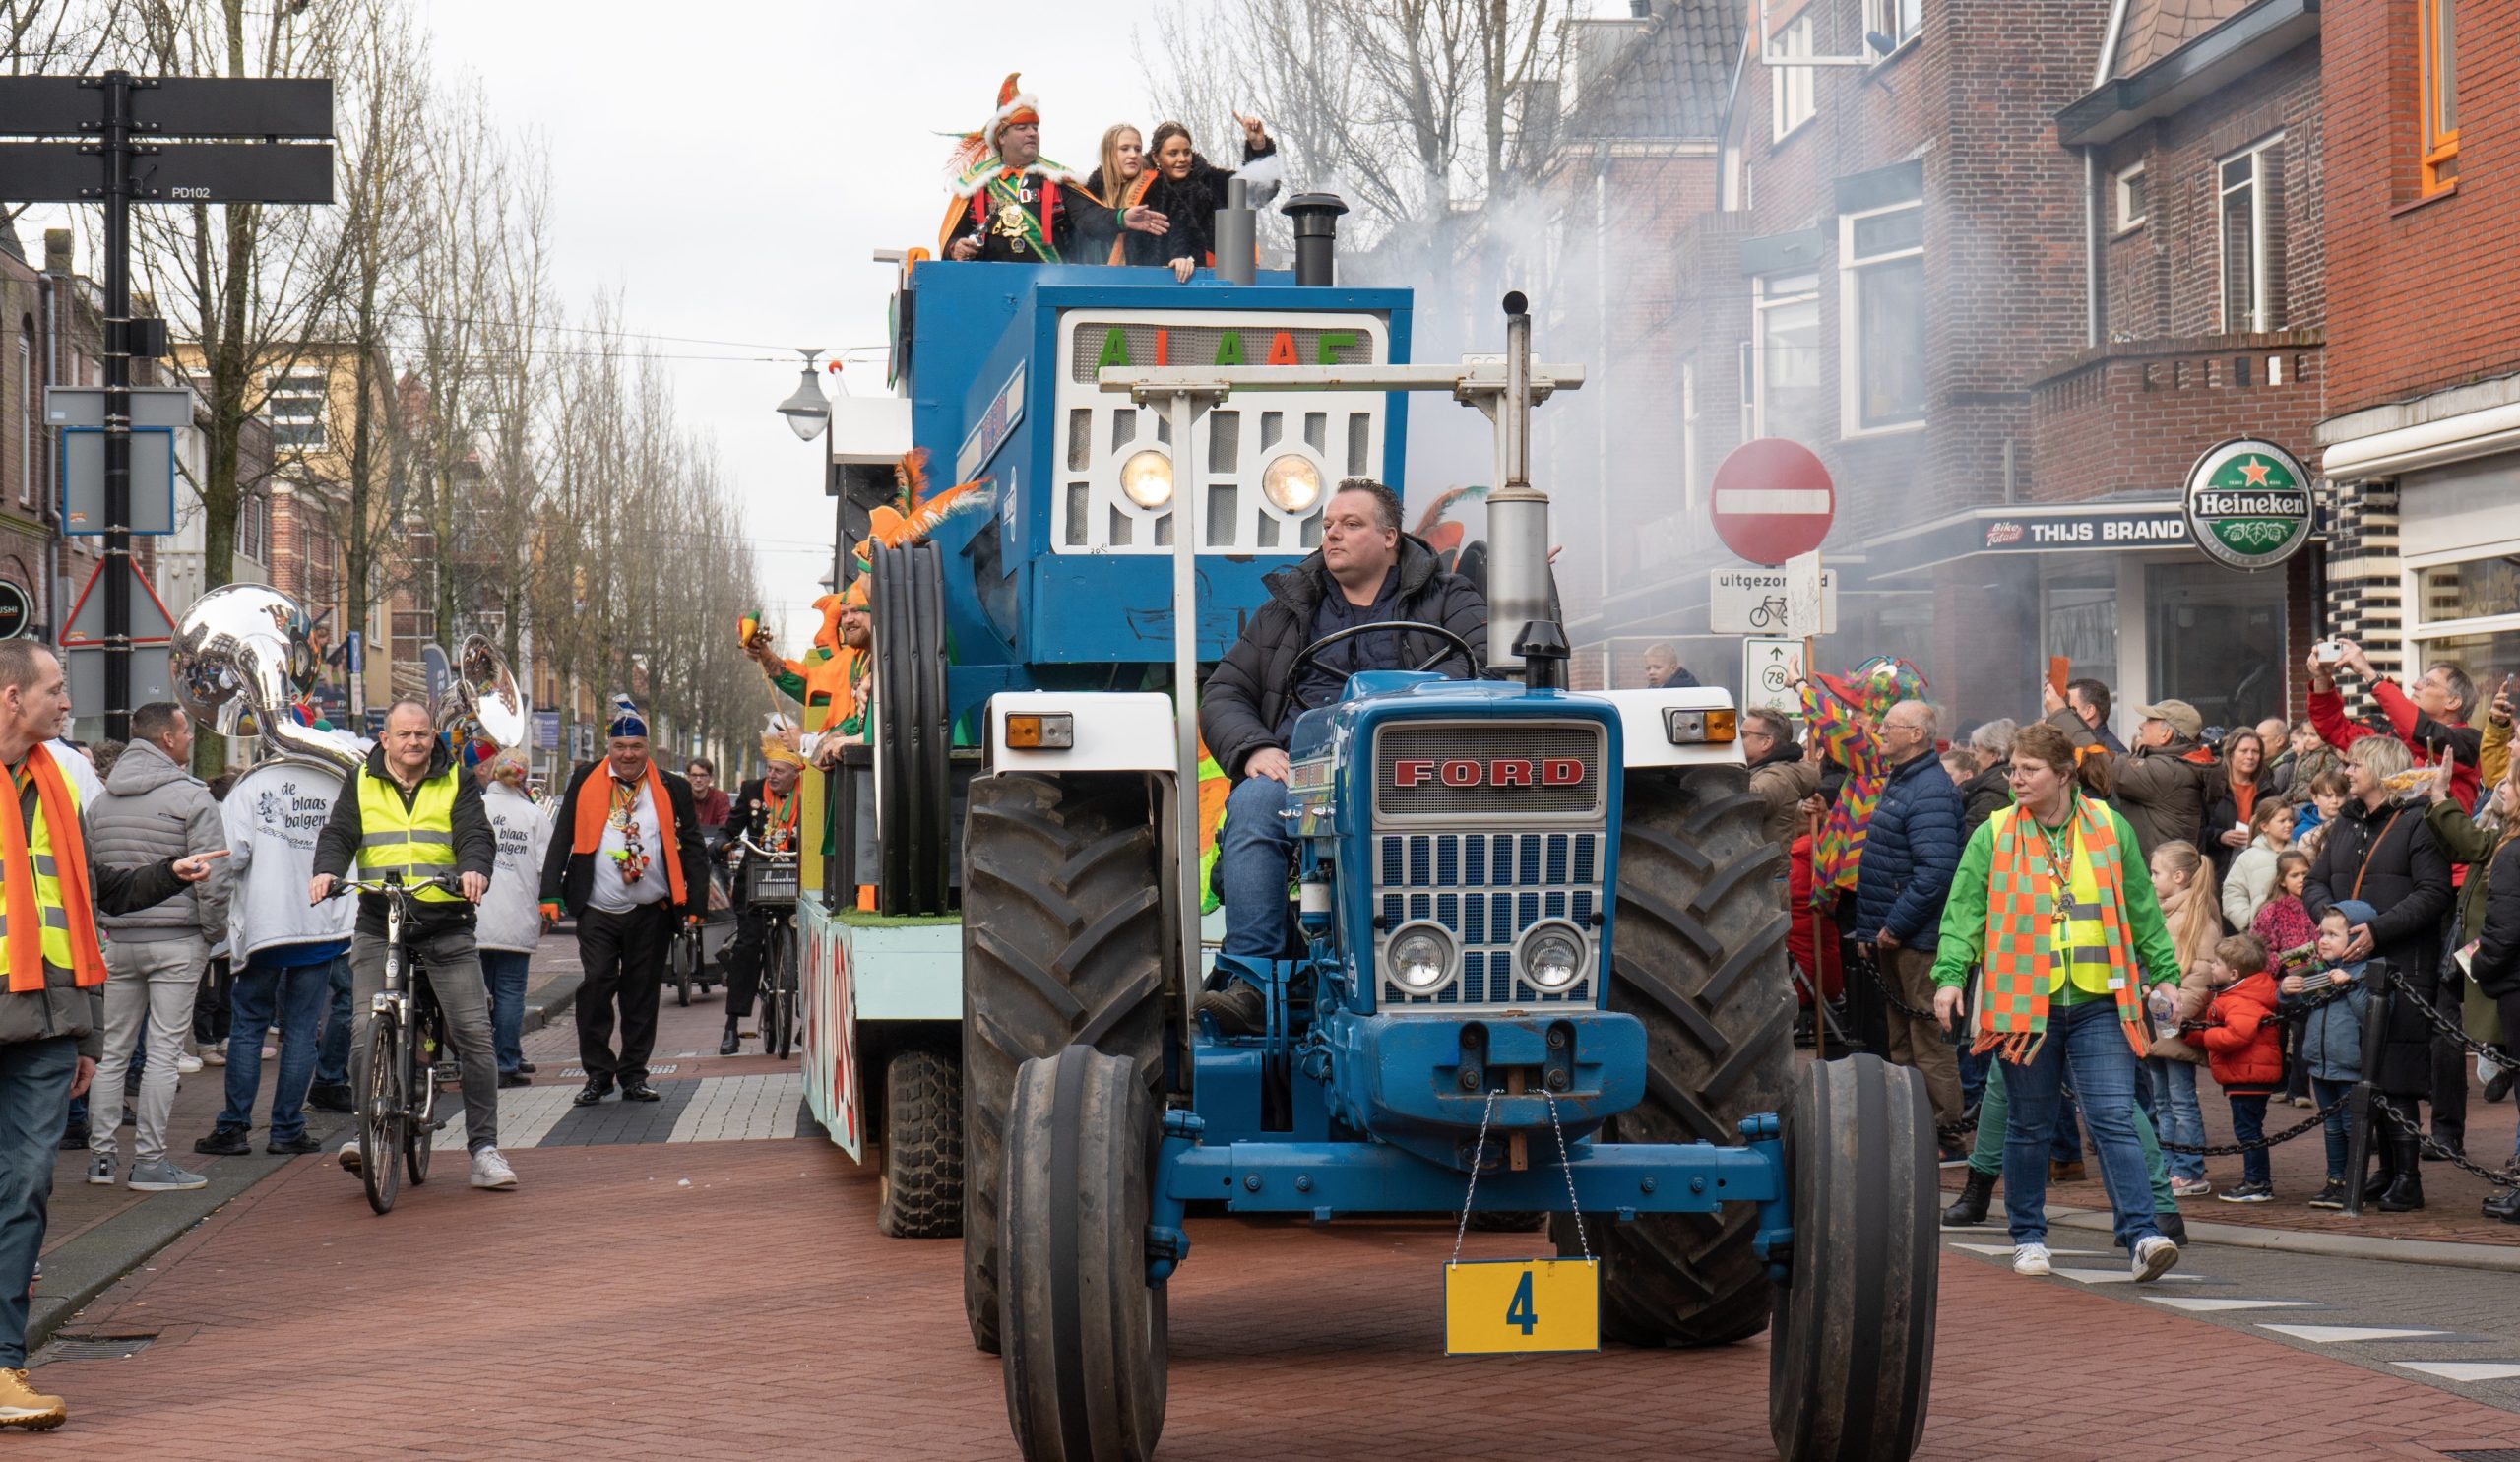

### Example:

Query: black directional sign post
xmin=0 ymin=71 xmax=332 ymax=738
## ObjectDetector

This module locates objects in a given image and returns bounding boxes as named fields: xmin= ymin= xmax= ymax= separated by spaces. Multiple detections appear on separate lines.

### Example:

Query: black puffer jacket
xmin=2303 ymin=796 xmax=2453 ymax=1095
xmin=1199 ymin=534 xmax=1486 ymax=780
xmin=2471 ymin=839 xmax=2520 ymax=1002
xmin=1957 ymin=758 xmax=2012 ymax=834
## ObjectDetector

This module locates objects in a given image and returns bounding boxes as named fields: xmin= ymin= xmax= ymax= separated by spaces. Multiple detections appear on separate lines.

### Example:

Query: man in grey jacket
xmin=85 ymin=703 xmax=230 ymax=1194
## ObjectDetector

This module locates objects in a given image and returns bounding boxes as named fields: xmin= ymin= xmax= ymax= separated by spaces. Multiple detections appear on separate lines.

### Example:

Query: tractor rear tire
xmin=871 ymin=540 xmax=952 ymax=916
xmin=1769 ymin=1054 xmax=1938 ymax=1462
xmin=962 ymin=773 xmax=1167 ymax=1354
xmin=1000 ymin=1045 xmax=1167 ymax=1462
xmin=1549 ymin=766 xmax=1795 ymax=1347
xmin=876 ymin=1043 xmax=965 ymax=1240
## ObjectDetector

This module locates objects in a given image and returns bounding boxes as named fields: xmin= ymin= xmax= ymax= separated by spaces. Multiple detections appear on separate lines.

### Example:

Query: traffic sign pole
xmin=95 ymin=70 xmax=138 ymax=743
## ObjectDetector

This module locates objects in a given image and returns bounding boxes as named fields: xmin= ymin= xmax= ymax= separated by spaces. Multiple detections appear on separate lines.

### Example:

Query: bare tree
xmin=2 ymin=1 xmax=126 ymax=238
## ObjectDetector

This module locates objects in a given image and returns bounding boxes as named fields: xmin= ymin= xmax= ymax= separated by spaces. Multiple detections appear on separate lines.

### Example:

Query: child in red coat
xmin=2190 ymin=932 xmax=2285 ymax=1201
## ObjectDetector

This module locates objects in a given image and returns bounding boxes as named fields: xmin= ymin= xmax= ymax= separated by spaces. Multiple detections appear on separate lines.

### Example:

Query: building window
xmin=1771 ymin=17 xmax=1815 ymax=142
xmin=1680 ymin=359 xmax=1701 ymax=515
xmin=1751 ymin=271 xmax=1824 ymax=444
xmin=236 ymin=486 xmax=268 ymax=564
xmin=265 ymin=369 xmax=328 ymax=453
xmin=1840 ymin=202 xmax=1925 ymax=434
xmin=1866 ymin=0 xmax=1922 ymax=55
xmin=2216 ymin=134 xmax=2287 ymax=334
xmin=2420 ymin=0 xmax=2458 ymax=194
xmin=2114 ymin=163 xmax=2147 ymax=231
xmin=15 ymin=327 xmax=30 ymax=510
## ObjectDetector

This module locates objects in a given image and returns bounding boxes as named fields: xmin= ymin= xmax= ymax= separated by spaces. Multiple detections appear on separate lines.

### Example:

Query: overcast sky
xmin=420 ymin=0 xmax=1177 ymax=644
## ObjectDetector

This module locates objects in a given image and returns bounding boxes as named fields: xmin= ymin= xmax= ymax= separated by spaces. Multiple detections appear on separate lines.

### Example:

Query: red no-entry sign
xmin=1709 ymin=438 xmax=1835 ymax=566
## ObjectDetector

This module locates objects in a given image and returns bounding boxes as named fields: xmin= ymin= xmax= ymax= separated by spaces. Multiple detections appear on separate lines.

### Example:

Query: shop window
xmin=2114 ymin=163 xmax=2147 ymax=232
xmin=1840 ymin=202 xmax=1925 ymax=434
xmin=1771 ymin=17 xmax=1815 ymax=142
xmin=1750 ymin=272 xmax=1824 ymax=445
xmin=2146 ymin=561 xmax=2287 ymax=731
xmin=2410 ymin=551 xmax=2519 ymax=692
xmin=2420 ymin=0 xmax=2459 ymax=195
xmin=2044 ymin=573 xmax=2119 ymax=710
xmin=2216 ymin=135 xmax=2287 ymax=333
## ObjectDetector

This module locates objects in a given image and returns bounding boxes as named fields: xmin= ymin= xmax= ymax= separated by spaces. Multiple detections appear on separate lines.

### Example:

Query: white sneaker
xmin=469 ymin=1147 xmax=518 ymax=1190
xmin=200 ymin=1049 xmax=225 ymax=1067
xmin=2012 ymin=1242 xmax=2051 ymax=1276
xmin=174 ymin=1052 xmax=203 ymax=1075
xmin=2170 ymin=1176 xmax=2213 ymax=1198
xmin=2131 ymin=1235 xmax=2179 ymax=1282
xmin=336 ymin=1142 xmax=363 ymax=1174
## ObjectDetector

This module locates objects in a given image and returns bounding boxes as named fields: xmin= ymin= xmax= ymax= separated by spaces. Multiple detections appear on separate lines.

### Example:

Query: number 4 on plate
xmin=1443 ymin=1258 xmax=1599 ymax=1355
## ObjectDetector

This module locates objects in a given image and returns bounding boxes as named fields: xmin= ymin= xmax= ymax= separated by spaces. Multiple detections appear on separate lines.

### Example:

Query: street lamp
xmin=777 ymin=349 xmax=831 ymax=441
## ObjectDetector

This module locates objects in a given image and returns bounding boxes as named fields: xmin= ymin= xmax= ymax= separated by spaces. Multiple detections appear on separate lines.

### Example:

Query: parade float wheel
xmin=1550 ymin=766 xmax=1796 ymax=1346
xmin=877 ymin=1042 xmax=966 ymax=1240
xmin=999 ymin=1046 xmax=1166 ymax=1462
xmin=870 ymin=540 xmax=952 ymax=915
xmin=961 ymin=772 xmax=1166 ymax=1354
xmin=1769 ymin=1054 xmax=1938 ymax=1462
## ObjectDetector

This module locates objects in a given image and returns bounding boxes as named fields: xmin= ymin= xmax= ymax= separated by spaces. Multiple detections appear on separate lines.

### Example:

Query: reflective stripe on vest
xmin=354 ymin=768 xmax=465 ymax=902
xmin=4 ymin=777 xmax=85 ymax=972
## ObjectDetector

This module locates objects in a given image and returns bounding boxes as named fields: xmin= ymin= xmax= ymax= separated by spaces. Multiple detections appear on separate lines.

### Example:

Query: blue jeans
xmin=480 ymin=950 xmax=531 ymax=1074
xmin=0 ymin=1037 xmax=76 ymax=1367
xmin=2001 ymin=999 xmax=2161 ymax=1250
xmin=215 ymin=955 xmax=339 ymax=1144
xmin=316 ymin=958 xmax=353 ymax=1088
xmin=1219 ymin=775 xmax=1295 ymax=962
xmin=2229 ymin=1094 xmax=2272 ymax=1187
xmin=2309 ymin=1076 xmax=2353 ymax=1179
xmin=2146 ymin=1058 xmax=2206 ymax=1181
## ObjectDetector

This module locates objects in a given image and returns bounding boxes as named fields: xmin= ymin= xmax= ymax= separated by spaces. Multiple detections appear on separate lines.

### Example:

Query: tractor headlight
xmin=1119 ymin=449 xmax=1174 ymax=509
xmin=1387 ymin=922 xmax=1457 ymax=994
xmin=1260 ymin=454 xmax=1322 ymax=515
xmin=1517 ymin=922 xmax=1588 ymax=992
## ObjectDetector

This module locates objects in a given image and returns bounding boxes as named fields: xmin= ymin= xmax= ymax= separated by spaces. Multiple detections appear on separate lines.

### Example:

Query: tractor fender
xmin=1591 ymin=688 xmax=1754 ymax=770
xmin=984 ymin=691 xmax=1182 ymax=775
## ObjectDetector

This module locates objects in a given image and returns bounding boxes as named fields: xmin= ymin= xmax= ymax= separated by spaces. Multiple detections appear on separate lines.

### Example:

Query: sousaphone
xmin=170 ymin=583 xmax=360 ymax=774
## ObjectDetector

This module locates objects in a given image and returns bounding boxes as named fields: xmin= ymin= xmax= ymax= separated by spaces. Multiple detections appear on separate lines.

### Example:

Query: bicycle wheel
xmin=766 ymin=934 xmax=793 ymax=1060
xmin=405 ymin=1033 xmax=434 ymax=1188
xmin=674 ymin=928 xmax=694 ymax=1008
xmin=361 ymin=1019 xmax=405 ymax=1215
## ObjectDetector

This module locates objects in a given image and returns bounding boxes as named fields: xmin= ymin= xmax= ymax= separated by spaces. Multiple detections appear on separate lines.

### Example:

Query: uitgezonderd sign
xmin=2183 ymin=438 xmax=2314 ymax=572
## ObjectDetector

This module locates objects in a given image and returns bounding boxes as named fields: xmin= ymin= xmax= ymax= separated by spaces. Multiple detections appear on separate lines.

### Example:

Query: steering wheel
xmin=1288 ymin=620 xmax=1481 ymax=690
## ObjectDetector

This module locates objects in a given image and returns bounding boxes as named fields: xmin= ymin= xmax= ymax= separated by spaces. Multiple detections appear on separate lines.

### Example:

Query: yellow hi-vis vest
xmin=354 ymin=767 xmax=465 ymax=903
xmin=16 ymin=774 xmax=87 ymax=973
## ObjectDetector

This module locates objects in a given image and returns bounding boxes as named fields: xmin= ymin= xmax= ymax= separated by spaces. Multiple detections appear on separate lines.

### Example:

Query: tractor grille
xmin=1373 ymin=829 xmax=1604 ymax=1011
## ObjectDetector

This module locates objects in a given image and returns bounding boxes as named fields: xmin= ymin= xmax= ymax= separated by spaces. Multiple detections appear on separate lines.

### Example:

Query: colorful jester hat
xmin=842 ymin=447 xmax=992 ymax=595
xmin=1411 ymin=486 xmax=1487 ymax=573
xmin=1797 ymin=656 xmax=1928 ymax=901
xmin=940 ymin=72 xmax=1074 ymax=197
xmin=605 ymin=693 xmax=649 ymax=740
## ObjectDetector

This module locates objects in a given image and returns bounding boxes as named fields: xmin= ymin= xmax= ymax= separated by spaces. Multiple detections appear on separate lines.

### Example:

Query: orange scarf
xmin=570 ymin=761 xmax=686 ymax=907
xmin=5 ymin=745 xmax=104 ymax=993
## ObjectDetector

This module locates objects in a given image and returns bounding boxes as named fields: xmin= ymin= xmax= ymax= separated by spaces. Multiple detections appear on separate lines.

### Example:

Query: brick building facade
xmin=2314 ymin=0 xmax=2520 ymax=699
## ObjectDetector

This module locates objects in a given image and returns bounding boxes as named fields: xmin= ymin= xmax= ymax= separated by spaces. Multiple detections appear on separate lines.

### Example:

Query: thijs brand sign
xmin=2183 ymin=438 xmax=2314 ymax=572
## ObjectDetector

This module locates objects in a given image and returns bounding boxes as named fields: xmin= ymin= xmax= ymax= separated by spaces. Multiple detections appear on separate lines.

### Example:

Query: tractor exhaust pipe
xmin=1283 ymin=193 xmax=1348 ymax=286
xmin=1215 ymin=178 xmax=1257 ymax=286
xmin=1484 ymin=291 xmax=1554 ymax=680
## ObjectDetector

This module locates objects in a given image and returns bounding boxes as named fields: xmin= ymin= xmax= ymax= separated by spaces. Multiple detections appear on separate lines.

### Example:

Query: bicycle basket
xmin=742 ymin=856 xmax=800 ymax=907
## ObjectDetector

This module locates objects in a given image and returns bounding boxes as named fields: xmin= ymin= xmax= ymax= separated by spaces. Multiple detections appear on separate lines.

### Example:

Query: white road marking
xmin=2258 ymin=1324 xmax=2452 ymax=1344
xmin=2394 ymin=1362 xmax=2520 ymax=1383
xmin=2143 ymin=1297 xmax=2319 ymax=1312
xmin=1948 ymin=1242 xmax=2105 ymax=1257
xmin=2049 ymin=1268 xmax=2204 ymax=1285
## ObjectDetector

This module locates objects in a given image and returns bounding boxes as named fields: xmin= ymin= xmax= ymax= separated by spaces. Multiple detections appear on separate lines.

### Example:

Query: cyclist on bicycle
xmin=714 ymin=735 xmax=805 ymax=1055
xmin=308 ymin=697 xmax=515 ymax=1191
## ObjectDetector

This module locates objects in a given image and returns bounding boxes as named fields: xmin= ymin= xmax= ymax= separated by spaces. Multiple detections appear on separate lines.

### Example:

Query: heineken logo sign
xmin=2183 ymin=438 xmax=2314 ymax=572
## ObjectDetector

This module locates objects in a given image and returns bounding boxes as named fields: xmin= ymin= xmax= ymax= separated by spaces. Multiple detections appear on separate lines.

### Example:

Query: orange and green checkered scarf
xmin=1975 ymin=795 xmax=2148 ymax=1064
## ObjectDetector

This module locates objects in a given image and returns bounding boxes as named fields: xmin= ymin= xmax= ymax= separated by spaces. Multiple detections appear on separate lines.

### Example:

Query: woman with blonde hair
xmin=2145 ymin=839 xmax=2220 ymax=1196
xmin=1083 ymin=124 xmax=1153 ymax=264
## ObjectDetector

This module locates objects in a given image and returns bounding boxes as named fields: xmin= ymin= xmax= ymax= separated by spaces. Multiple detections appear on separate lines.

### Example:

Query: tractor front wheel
xmin=999 ymin=1045 xmax=1167 ymax=1462
xmin=961 ymin=773 xmax=1167 ymax=1354
xmin=1550 ymin=766 xmax=1796 ymax=1346
xmin=1768 ymin=1054 xmax=1938 ymax=1462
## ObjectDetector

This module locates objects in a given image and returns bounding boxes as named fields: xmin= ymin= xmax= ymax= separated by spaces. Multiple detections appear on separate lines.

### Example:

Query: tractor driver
xmin=1195 ymin=477 xmax=1488 ymax=1034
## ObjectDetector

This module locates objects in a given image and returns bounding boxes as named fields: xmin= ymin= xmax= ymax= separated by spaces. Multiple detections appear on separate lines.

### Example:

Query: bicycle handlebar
xmin=322 ymin=874 xmax=463 ymax=902
xmin=734 ymin=835 xmax=797 ymax=861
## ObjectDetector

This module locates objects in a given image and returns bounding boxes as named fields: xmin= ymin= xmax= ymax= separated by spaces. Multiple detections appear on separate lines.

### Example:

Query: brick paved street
xmin=12 ymin=963 xmax=2520 ymax=1461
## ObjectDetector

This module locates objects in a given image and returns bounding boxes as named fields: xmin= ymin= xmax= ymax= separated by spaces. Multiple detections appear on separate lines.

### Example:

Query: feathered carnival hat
xmin=605 ymin=693 xmax=648 ymax=740
xmin=943 ymin=73 xmax=1042 ymax=196
xmin=760 ymin=715 xmax=807 ymax=770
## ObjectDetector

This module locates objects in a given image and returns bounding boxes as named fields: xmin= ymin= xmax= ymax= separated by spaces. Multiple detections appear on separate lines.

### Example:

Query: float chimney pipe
xmin=1215 ymin=178 xmax=1257 ymax=286
xmin=1283 ymin=193 xmax=1349 ymax=287
xmin=1485 ymin=291 xmax=1552 ymax=676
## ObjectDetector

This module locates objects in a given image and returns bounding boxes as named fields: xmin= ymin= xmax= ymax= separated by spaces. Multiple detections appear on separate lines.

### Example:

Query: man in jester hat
xmin=712 ymin=722 xmax=807 ymax=1056
xmin=743 ymin=593 xmax=870 ymax=751
xmin=941 ymin=72 xmax=1168 ymax=263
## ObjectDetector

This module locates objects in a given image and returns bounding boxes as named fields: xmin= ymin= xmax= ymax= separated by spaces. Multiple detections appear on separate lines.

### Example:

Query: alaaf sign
xmin=2184 ymin=438 xmax=2314 ymax=572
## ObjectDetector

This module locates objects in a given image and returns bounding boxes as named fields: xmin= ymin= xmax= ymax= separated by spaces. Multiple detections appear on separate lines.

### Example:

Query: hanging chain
xmin=2370 ymin=1092 xmax=2520 ymax=1187
xmin=2384 ymin=968 xmax=2519 ymax=1071
xmin=1542 ymin=1092 xmax=1591 ymax=1263
xmin=2154 ymin=1090 xmax=2353 ymax=1156
xmin=1449 ymin=1090 xmax=1502 ymax=1267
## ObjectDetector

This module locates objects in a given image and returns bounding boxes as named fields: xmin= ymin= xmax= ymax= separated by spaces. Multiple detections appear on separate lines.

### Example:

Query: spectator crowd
xmin=1759 ymin=638 xmax=2520 ymax=1282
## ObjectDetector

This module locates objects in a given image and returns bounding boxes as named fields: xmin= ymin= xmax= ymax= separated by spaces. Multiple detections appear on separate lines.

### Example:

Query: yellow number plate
xmin=1443 ymin=1258 xmax=1599 ymax=1355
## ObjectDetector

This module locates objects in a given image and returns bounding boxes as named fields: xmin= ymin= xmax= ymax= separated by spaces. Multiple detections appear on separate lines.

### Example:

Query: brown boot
xmin=0 ymin=1367 xmax=65 ymax=1430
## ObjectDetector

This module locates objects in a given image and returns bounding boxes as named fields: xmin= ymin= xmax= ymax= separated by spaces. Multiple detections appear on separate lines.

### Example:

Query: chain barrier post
xmin=2341 ymin=974 xmax=2394 ymax=1220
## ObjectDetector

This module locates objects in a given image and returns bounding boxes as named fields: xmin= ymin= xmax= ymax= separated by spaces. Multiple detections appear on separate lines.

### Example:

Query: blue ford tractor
xmin=958 ymin=284 xmax=1940 ymax=1462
